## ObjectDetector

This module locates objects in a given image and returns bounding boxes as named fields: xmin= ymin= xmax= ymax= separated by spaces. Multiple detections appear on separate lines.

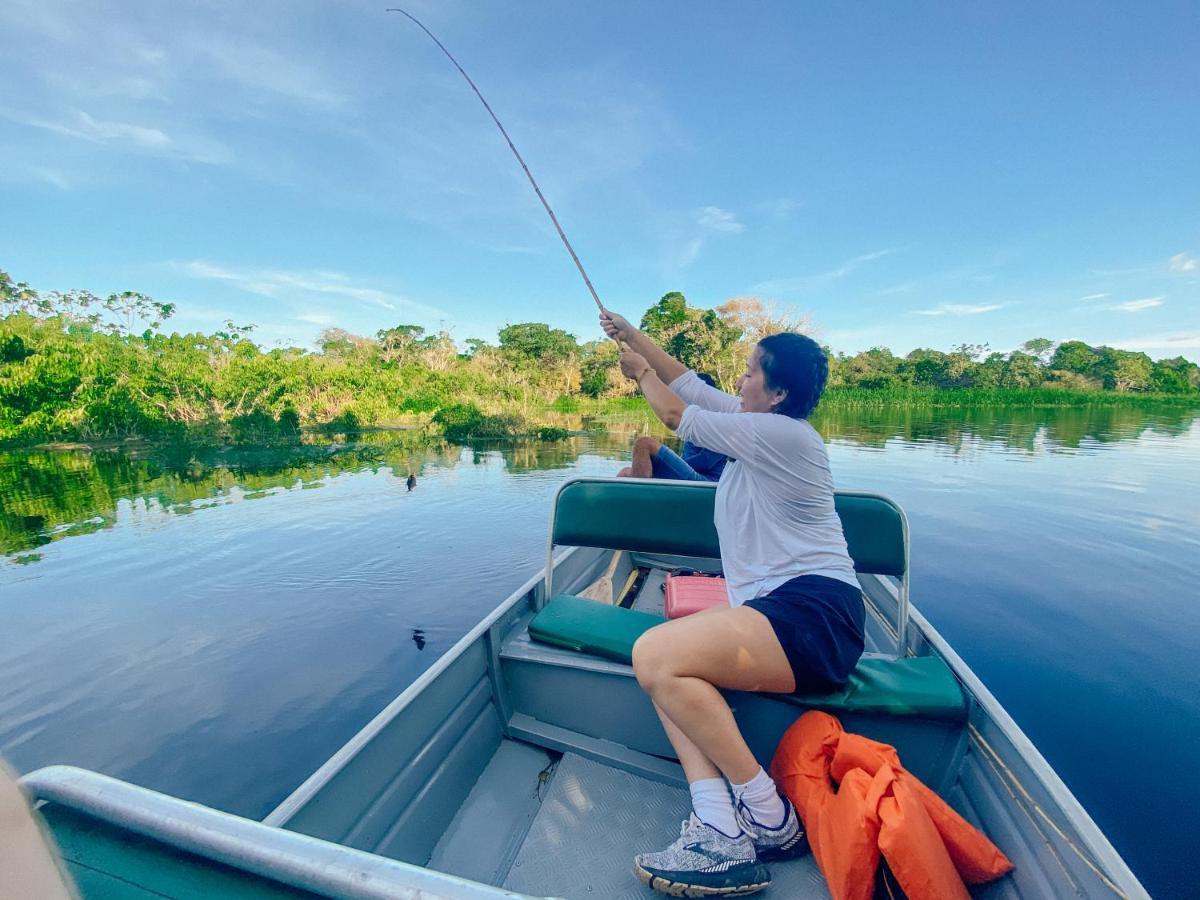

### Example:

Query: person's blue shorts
xmin=745 ymin=574 xmax=865 ymax=692
xmin=650 ymin=445 xmax=708 ymax=482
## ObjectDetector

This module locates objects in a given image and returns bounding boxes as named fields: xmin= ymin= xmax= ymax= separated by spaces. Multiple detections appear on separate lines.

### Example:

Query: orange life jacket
xmin=769 ymin=710 xmax=1014 ymax=900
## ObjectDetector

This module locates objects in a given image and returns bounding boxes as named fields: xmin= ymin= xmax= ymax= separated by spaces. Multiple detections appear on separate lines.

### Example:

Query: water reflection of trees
xmin=2 ymin=404 xmax=1195 ymax=560
xmin=0 ymin=431 xmax=455 ymax=559
xmin=811 ymin=404 xmax=1199 ymax=452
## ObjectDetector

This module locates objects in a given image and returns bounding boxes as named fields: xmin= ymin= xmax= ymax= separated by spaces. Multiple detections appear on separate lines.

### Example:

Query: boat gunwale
xmin=20 ymin=765 xmax=532 ymax=900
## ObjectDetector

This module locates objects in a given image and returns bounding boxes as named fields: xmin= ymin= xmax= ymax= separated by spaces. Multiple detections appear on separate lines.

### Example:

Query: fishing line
xmin=386 ymin=7 xmax=608 ymax=318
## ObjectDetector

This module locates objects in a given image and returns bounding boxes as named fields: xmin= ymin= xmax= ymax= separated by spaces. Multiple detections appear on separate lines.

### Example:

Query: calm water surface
xmin=2 ymin=405 xmax=1198 ymax=897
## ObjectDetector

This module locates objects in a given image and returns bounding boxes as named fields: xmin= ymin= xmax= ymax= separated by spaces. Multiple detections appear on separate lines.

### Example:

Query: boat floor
xmin=430 ymin=742 xmax=830 ymax=899
xmin=421 ymin=557 xmax=924 ymax=897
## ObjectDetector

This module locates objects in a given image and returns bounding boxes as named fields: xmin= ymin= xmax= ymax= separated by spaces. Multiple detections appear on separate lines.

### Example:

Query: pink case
xmin=664 ymin=574 xmax=729 ymax=618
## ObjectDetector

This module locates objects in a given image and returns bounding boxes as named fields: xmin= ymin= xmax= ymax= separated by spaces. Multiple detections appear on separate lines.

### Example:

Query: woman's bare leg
xmin=633 ymin=606 xmax=795 ymax=784
xmin=629 ymin=436 xmax=661 ymax=478
xmin=653 ymin=702 xmax=722 ymax=782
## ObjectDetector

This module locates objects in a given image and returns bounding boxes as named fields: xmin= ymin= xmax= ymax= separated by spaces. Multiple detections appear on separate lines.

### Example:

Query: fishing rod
xmin=386 ymin=7 xmax=610 ymax=322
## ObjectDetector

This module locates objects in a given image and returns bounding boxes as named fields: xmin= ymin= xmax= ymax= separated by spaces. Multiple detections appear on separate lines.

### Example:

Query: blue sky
xmin=2 ymin=1 xmax=1197 ymax=359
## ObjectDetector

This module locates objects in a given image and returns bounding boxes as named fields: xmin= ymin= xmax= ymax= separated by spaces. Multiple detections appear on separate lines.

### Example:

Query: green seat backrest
xmin=834 ymin=493 xmax=907 ymax=578
xmin=552 ymin=479 xmax=906 ymax=577
xmin=529 ymin=595 xmax=962 ymax=719
xmin=553 ymin=479 xmax=721 ymax=559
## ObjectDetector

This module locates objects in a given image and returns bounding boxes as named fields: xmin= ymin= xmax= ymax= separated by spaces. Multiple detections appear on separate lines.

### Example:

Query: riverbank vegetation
xmin=2 ymin=270 xmax=1197 ymax=446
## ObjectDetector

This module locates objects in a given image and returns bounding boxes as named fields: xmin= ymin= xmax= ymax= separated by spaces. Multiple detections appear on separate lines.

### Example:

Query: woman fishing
xmin=601 ymin=310 xmax=865 ymax=896
xmin=385 ymin=14 xmax=860 ymax=891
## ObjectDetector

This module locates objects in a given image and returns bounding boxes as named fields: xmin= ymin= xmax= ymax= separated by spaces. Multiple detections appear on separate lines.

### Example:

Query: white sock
xmin=731 ymin=767 xmax=786 ymax=829
xmin=689 ymin=778 xmax=740 ymax=837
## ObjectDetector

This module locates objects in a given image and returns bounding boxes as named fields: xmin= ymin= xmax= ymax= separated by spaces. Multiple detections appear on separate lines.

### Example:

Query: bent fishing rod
xmin=387 ymin=7 xmax=611 ymax=328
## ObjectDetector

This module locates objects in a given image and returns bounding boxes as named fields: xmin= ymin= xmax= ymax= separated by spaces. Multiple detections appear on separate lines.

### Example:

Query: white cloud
xmin=32 ymin=167 xmax=71 ymax=190
xmin=1079 ymin=292 xmax=1110 ymax=301
xmin=1108 ymin=331 xmax=1200 ymax=353
xmin=753 ymin=247 xmax=900 ymax=294
xmin=192 ymin=37 xmax=347 ymax=109
xmin=696 ymin=206 xmax=745 ymax=234
xmin=1169 ymin=252 xmax=1199 ymax=273
xmin=824 ymin=248 xmax=900 ymax=280
xmin=663 ymin=207 xmax=743 ymax=271
xmin=755 ymin=197 xmax=803 ymax=220
xmin=878 ymin=281 xmax=918 ymax=296
xmin=296 ymin=313 xmax=336 ymax=326
xmin=1110 ymin=296 xmax=1164 ymax=312
xmin=912 ymin=303 xmax=1003 ymax=316
xmin=1088 ymin=264 xmax=1157 ymax=277
xmin=75 ymin=110 xmax=171 ymax=148
xmin=14 ymin=108 xmax=172 ymax=150
xmin=675 ymin=238 xmax=704 ymax=269
xmin=3 ymin=107 xmax=232 ymax=165
xmin=179 ymin=260 xmax=446 ymax=319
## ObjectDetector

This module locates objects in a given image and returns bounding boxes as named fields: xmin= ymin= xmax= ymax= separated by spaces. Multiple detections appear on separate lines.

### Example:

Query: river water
xmin=2 ymin=404 xmax=1198 ymax=896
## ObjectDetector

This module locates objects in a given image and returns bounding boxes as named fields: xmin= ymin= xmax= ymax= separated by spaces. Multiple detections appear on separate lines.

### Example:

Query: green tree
xmin=639 ymin=292 xmax=690 ymax=337
xmin=317 ymin=327 xmax=368 ymax=357
xmin=1050 ymin=341 xmax=1100 ymax=376
xmin=841 ymin=347 xmax=907 ymax=389
xmin=1021 ymin=338 xmax=1056 ymax=365
xmin=497 ymin=323 xmax=578 ymax=361
xmin=635 ymin=293 xmax=742 ymax=382
xmin=999 ymin=351 xmax=1044 ymax=388
xmin=101 ymin=291 xmax=176 ymax=336
xmin=0 ymin=270 xmax=41 ymax=317
xmin=578 ymin=340 xmax=620 ymax=398
xmin=1095 ymin=348 xmax=1153 ymax=391
xmin=461 ymin=337 xmax=490 ymax=359
xmin=973 ymin=352 xmax=1007 ymax=389
xmin=1150 ymin=357 xmax=1199 ymax=394
xmin=904 ymin=349 xmax=954 ymax=388
xmin=376 ymin=324 xmax=425 ymax=363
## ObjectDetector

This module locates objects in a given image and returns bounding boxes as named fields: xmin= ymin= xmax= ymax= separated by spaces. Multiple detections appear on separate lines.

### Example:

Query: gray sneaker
xmin=633 ymin=814 xmax=770 ymax=896
xmin=734 ymin=796 xmax=809 ymax=862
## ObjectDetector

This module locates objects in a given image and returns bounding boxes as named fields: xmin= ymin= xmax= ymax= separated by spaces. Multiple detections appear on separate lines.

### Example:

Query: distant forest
xmin=2 ymin=269 xmax=1197 ymax=446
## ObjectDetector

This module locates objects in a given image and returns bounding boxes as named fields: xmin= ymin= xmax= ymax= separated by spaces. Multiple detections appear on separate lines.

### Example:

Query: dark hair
xmin=756 ymin=333 xmax=828 ymax=419
xmin=696 ymin=372 xmax=718 ymax=388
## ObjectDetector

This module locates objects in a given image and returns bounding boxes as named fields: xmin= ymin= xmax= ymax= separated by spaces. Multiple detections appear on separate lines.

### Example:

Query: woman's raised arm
xmin=618 ymin=350 xmax=685 ymax=431
xmin=600 ymin=310 xmax=688 ymax=384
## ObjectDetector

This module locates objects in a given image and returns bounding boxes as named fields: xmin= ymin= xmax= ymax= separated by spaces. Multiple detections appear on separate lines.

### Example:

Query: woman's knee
xmin=633 ymin=436 xmax=660 ymax=455
xmin=632 ymin=628 xmax=674 ymax=691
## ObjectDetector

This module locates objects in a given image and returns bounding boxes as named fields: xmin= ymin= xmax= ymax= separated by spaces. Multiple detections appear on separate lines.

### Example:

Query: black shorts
xmin=744 ymin=574 xmax=865 ymax=693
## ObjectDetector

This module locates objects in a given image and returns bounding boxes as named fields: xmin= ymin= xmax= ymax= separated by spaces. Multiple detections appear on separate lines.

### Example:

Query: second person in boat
xmin=600 ymin=308 xmax=865 ymax=897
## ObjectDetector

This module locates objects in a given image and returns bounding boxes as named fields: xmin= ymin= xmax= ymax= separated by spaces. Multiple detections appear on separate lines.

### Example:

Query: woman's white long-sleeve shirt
xmin=670 ymin=370 xmax=858 ymax=605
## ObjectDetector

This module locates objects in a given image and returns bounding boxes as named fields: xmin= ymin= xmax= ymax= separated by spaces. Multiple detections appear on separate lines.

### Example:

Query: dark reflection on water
xmin=812 ymin=401 xmax=1199 ymax=451
xmin=1 ymin=403 xmax=1198 ymax=896
xmin=4 ymin=405 xmax=1196 ymax=561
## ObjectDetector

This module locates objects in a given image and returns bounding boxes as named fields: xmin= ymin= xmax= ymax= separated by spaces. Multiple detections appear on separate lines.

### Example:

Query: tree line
xmin=1 ymin=270 xmax=1196 ymax=446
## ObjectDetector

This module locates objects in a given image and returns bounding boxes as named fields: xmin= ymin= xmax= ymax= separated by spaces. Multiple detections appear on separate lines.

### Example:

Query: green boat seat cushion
xmin=529 ymin=595 xmax=965 ymax=720
xmin=530 ymin=594 xmax=667 ymax=663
